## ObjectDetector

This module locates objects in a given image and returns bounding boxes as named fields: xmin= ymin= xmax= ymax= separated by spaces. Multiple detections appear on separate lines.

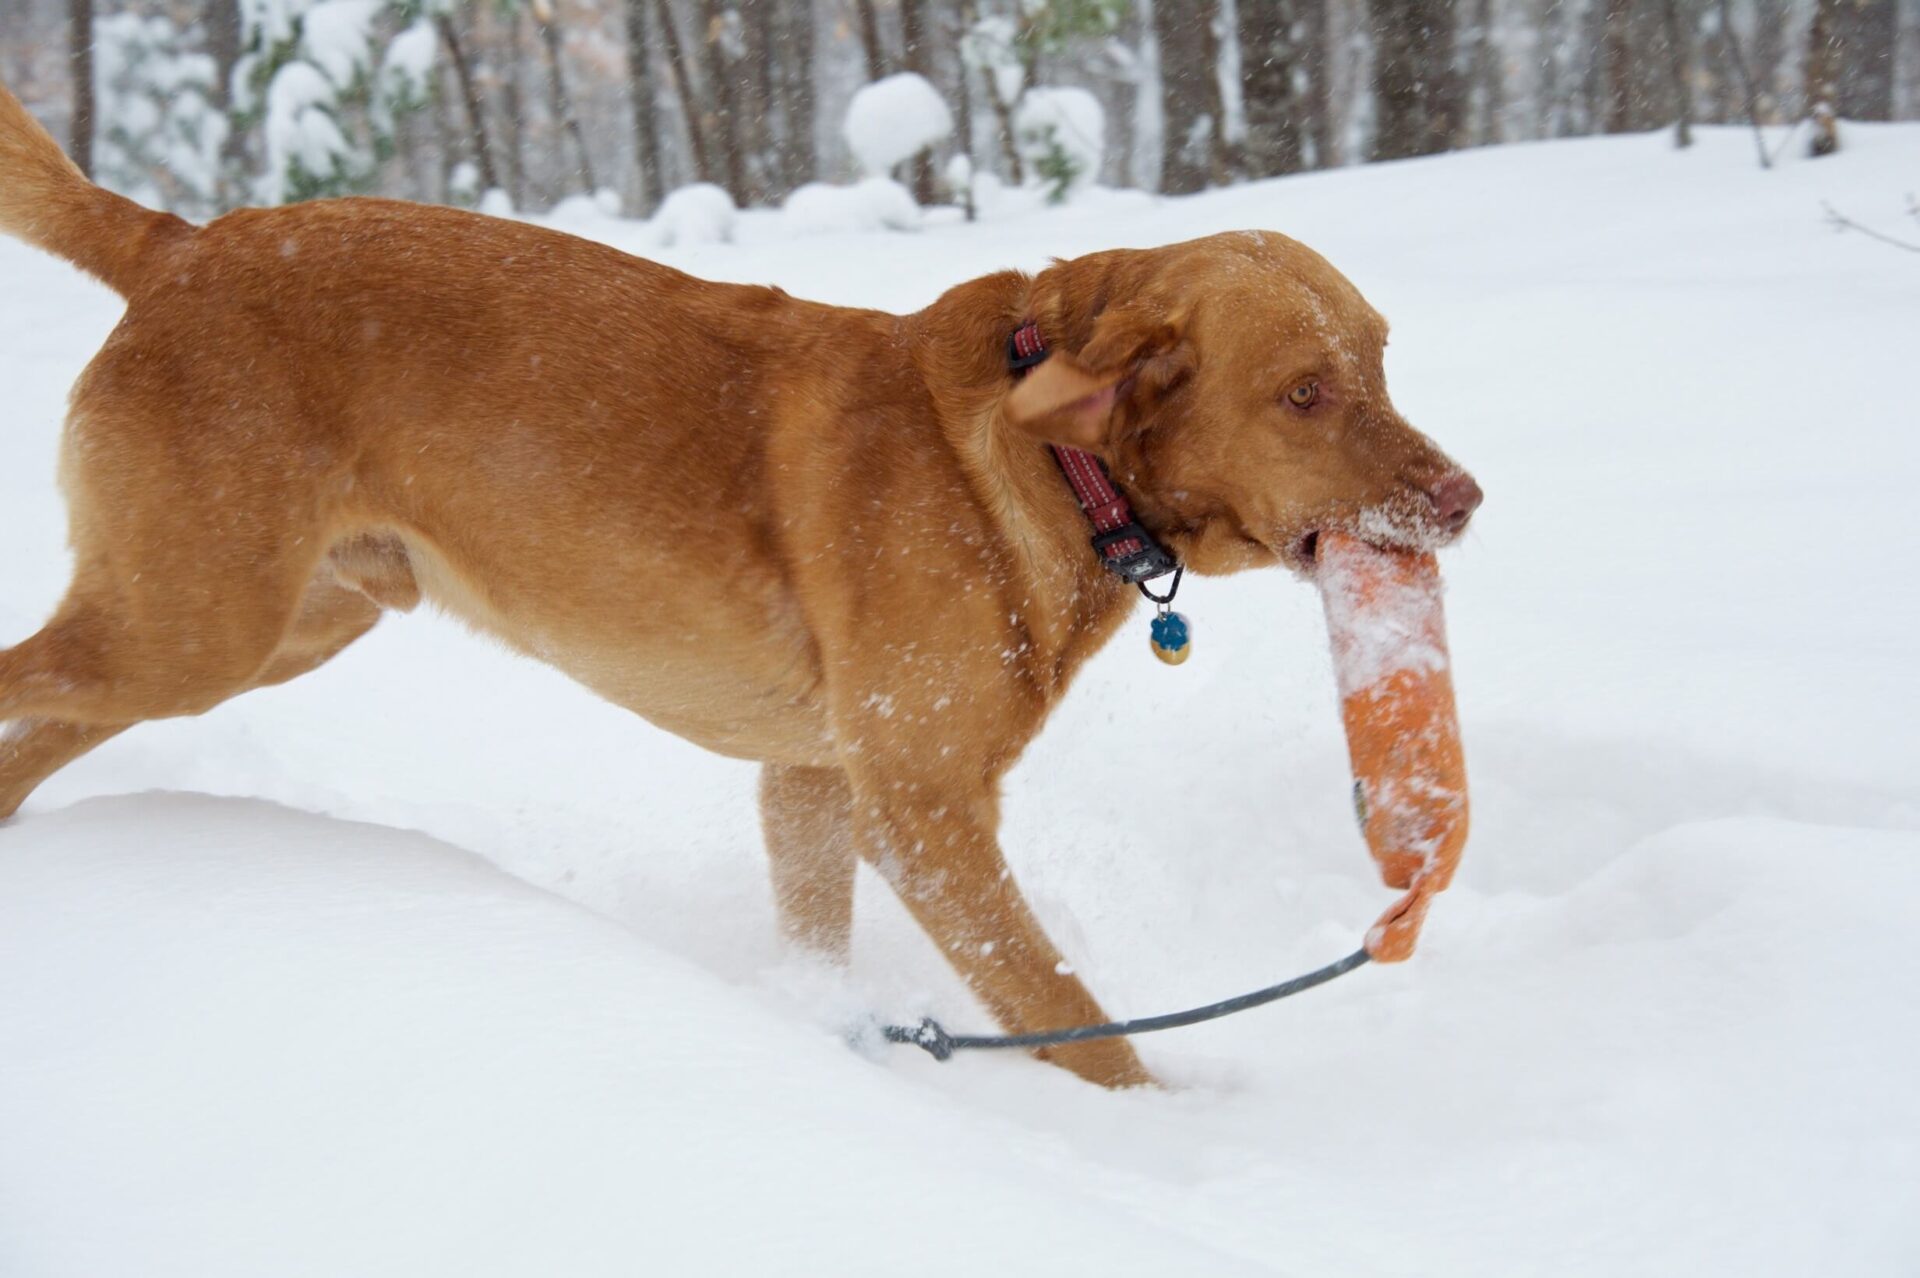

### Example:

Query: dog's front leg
xmin=759 ymin=763 xmax=858 ymax=960
xmin=848 ymin=773 xmax=1154 ymax=1089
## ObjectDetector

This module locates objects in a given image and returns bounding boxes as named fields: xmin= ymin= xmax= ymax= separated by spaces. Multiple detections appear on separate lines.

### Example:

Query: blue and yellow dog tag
xmin=1149 ymin=610 xmax=1192 ymax=665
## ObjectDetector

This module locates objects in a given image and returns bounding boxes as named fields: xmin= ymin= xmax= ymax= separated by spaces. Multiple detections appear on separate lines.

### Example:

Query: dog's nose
xmin=1427 ymin=471 xmax=1483 ymax=533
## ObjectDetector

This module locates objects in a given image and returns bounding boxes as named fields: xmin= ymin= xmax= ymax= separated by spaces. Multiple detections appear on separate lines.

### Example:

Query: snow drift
xmin=0 ymin=796 xmax=1270 ymax=1277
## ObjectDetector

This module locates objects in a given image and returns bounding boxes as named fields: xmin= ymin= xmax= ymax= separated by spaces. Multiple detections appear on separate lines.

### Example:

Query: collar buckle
xmin=1008 ymin=322 xmax=1050 ymax=372
xmin=1092 ymin=523 xmax=1179 ymax=584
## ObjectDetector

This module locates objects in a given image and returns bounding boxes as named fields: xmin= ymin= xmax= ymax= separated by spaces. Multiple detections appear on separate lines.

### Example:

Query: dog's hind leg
xmin=759 ymin=764 xmax=858 ymax=960
xmin=0 ymin=565 xmax=385 ymax=820
xmin=252 ymin=574 xmax=386 ymax=689
xmin=0 ymin=376 xmax=358 ymax=729
xmin=0 ymin=719 xmax=129 ymax=820
xmin=0 ymin=543 xmax=318 ymax=728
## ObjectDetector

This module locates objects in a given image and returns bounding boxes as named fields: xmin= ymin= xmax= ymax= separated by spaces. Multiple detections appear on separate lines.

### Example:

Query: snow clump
xmin=843 ymin=73 xmax=953 ymax=177
xmin=652 ymin=183 xmax=738 ymax=246
xmin=1015 ymin=86 xmax=1106 ymax=200
xmin=780 ymin=178 xmax=923 ymax=236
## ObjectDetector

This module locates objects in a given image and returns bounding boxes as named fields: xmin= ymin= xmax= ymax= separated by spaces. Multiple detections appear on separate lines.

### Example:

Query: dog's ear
xmin=1004 ymin=301 xmax=1191 ymax=450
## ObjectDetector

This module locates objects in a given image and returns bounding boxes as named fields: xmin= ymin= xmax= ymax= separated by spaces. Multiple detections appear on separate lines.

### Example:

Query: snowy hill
xmin=3 ymin=127 xmax=1918 ymax=1276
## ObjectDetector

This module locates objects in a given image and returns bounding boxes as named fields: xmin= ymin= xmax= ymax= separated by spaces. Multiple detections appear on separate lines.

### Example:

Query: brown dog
xmin=0 ymin=84 xmax=1478 ymax=1087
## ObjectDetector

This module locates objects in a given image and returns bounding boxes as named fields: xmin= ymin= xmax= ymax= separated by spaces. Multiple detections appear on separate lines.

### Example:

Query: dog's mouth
xmin=1282 ymin=511 xmax=1452 ymax=578
xmin=1289 ymin=530 xmax=1322 ymax=572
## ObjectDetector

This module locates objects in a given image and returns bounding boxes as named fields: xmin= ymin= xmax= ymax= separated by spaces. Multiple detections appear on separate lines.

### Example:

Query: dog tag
xmin=1149 ymin=610 xmax=1191 ymax=665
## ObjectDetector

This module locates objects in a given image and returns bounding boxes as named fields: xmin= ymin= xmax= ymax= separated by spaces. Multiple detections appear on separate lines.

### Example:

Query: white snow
xmin=0 ymin=797 xmax=1261 ymax=1277
xmin=1317 ymin=535 xmax=1451 ymax=690
xmin=843 ymin=72 xmax=954 ymax=178
xmin=476 ymin=186 xmax=514 ymax=218
xmin=3 ymin=126 xmax=1919 ymax=1275
xmin=944 ymin=151 xmax=973 ymax=200
xmin=650 ymin=181 xmax=738 ymax=247
xmin=544 ymin=188 xmax=626 ymax=227
xmin=781 ymin=177 xmax=924 ymax=235
xmin=445 ymin=158 xmax=479 ymax=202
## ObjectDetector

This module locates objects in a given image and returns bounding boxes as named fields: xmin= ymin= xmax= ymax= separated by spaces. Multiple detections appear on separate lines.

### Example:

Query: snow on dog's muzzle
xmin=1315 ymin=530 xmax=1469 ymax=962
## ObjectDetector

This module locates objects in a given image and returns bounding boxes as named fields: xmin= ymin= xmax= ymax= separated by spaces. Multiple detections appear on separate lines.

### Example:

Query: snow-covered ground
xmin=3 ymin=126 xmax=1918 ymax=1276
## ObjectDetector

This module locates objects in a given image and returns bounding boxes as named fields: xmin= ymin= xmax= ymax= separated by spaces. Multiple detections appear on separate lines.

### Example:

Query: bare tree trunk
xmin=1155 ymin=0 xmax=1215 ymax=191
xmin=902 ymin=0 xmax=938 ymax=203
xmin=1302 ymin=0 xmax=1334 ymax=165
xmin=973 ymin=0 xmax=1023 ymax=187
xmin=953 ymin=0 xmax=977 ymax=212
xmin=1371 ymin=0 xmax=1413 ymax=156
xmin=1198 ymin=0 xmax=1234 ymax=181
xmin=625 ymin=0 xmax=662 ymax=207
xmin=68 ymin=0 xmax=93 ymax=179
xmin=736 ymin=0 xmax=778 ymax=203
xmin=1427 ymin=0 xmax=1466 ymax=149
xmin=1806 ymin=0 xmax=1842 ymax=152
xmin=654 ymin=0 xmax=713 ymax=183
xmin=530 ymin=0 xmax=597 ymax=194
xmin=437 ymin=13 xmax=501 ymax=194
xmin=1660 ymin=0 xmax=1694 ymax=146
xmin=1833 ymin=0 xmax=1897 ymax=119
xmin=1750 ymin=0 xmax=1789 ymax=118
xmin=1239 ymin=0 xmax=1305 ymax=177
xmin=1717 ymin=0 xmax=1772 ymax=164
xmin=1538 ymin=0 xmax=1575 ymax=135
xmin=1369 ymin=0 xmax=1459 ymax=158
xmin=204 ymin=0 xmax=247 ymax=204
xmin=699 ymin=0 xmax=745 ymax=201
xmin=1602 ymin=0 xmax=1634 ymax=130
xmin=855 ymin=0 xmax=888 ymax=82
xmin=1466 ymin=0 xmax=1505 ymax=145
xmin=432 ymin=65 xmax=456 ymax=202
xmin=505 ymin=8 xmax=530 ymax=207
xmin=775 ymin=0 xmax=816 ymax=192
xmin=988 ymin=88 xmax=1024 ymax=182
xmin=1899 ymin=0 xmax=1920 ymax=119
xmin=206 ymin=0 xmax=241 ymax=110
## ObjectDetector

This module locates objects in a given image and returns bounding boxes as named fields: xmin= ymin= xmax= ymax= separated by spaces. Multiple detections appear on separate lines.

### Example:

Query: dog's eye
xmin=1286 ymin=381 xmax=1319 ymax=409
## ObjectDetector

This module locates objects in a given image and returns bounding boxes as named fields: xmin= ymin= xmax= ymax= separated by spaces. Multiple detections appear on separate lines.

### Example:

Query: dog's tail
xmin=0 ymin=78 xmax=191 ymax=295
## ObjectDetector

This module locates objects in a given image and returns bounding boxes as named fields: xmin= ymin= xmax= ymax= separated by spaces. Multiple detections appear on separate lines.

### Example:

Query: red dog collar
xmin=1007 ymin=322 xmax=1179 ymax=588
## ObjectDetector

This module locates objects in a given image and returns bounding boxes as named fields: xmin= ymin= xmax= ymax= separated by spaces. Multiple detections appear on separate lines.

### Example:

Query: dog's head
xmin=1007 ymin=232 xmax=1480 ymax=575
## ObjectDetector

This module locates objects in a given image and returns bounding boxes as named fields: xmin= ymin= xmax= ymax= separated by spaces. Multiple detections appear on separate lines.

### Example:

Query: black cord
xmin=883 ymin=947 xmax=1371 ymax=1061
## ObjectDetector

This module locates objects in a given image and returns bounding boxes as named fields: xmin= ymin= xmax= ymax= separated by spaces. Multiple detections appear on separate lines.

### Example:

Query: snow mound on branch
xmin=780 ymin=178 xmax=924 ymax=236
xmin=1015 ymin=86 xmax=1106 ymax=194
xmin=844 ymin=73 xmax=953 ymax=177
xmin=377 ymin=19 xmax=437 ymax=109
xmin=93 ymin=11 xmax=225 ymax=214
xmin=262 ymin=61 xmax=353 ymax=191
xmin=298 ymin=0 xmax=380 ymax=88
xmin=962 ymin=15 xmax=1024 ymax=107
xmin=651 ymin=182 xmax=738 ymax=246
